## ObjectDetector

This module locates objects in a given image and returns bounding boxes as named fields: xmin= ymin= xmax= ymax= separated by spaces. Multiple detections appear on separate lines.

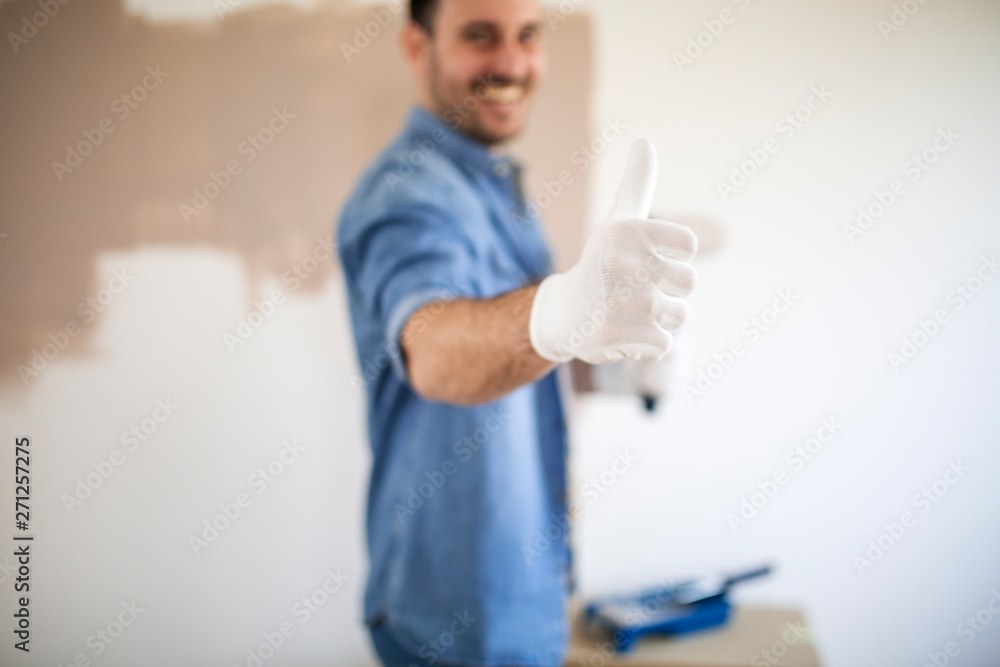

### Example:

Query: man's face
xmin=408 ymin=0 xmax=546 ymax=146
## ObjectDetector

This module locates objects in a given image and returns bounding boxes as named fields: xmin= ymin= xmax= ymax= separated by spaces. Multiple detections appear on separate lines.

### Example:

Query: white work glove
xmin=529 ymin=139 xmax=697 ymax=364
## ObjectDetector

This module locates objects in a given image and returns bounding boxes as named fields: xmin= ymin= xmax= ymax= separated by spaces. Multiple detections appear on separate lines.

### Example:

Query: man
xmin=336 ymin=0 xmax=697 ymax=664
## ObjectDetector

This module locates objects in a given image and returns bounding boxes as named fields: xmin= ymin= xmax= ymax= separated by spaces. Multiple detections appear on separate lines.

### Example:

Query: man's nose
xmin=489 ymin=38 xmax=534 ymax=82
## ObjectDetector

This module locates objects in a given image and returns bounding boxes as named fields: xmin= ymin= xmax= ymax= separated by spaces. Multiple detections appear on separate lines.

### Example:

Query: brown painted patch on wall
xmin=0 ymin=0 xmax=593 ymax=385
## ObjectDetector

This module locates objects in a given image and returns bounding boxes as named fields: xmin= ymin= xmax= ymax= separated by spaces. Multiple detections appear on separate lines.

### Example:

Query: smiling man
xmin=337 ymin=0 xmax=697 ymax=665
xmin=411 ymin=0 xmax=541 ymax=144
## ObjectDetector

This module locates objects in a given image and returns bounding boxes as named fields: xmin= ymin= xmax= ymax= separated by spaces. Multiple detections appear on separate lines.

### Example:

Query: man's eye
xmin=468 ymin=31 xmax=490 ymax=43
xmin=521 ymin=28 xmax=539 ymax=43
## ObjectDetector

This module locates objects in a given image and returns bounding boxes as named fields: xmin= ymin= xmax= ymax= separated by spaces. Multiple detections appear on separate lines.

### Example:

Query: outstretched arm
xmin=401 ymin=284 xmax=556 ymax=406
xmin=400 ymin=139 xmax=697 ymax=407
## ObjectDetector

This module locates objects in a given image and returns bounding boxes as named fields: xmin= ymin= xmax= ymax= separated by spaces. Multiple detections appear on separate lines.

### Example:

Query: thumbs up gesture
xmin=529 ymin=139 xmax=698 ymax=364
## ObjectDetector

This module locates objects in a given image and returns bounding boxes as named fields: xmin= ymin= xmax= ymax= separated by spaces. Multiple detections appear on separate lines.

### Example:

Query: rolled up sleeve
xmin=347 ymin=203 xmax=481 ymax=385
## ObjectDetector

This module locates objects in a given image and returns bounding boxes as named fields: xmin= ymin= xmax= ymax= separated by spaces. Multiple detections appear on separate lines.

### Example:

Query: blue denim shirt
xmin=337 ymin=107 xmax=571 ymax=666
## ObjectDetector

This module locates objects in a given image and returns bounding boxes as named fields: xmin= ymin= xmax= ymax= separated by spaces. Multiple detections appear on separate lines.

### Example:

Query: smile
xmin=480 ymin=85 xmax=525 ymax=104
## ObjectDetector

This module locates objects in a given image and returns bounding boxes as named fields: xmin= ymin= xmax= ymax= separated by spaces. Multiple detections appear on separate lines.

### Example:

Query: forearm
xmin=401 ymin=284 xmax=557 ymax=405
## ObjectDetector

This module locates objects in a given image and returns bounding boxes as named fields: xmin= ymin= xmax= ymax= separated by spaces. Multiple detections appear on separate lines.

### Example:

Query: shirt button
xmin=493 ymin=162 xmax=511 ymax=178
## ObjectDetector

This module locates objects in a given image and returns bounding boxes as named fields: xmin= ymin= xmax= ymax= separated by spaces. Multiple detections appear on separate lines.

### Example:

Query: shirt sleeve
xmin=346 ymin=202 xmax=482 ymax=385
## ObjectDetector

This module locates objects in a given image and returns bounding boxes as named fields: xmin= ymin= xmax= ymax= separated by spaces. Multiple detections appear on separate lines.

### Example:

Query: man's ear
xmin=400 ymin=21 xmax=430 ymax=76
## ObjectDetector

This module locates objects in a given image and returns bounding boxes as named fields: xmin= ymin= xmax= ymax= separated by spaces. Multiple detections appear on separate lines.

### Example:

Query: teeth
xmin=482 ymin=86 xmax=524 ymax=104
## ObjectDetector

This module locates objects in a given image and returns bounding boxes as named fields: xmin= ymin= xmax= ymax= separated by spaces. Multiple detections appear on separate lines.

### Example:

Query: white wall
xmin=0 ymin=250 xmax=375 ymax=667
xmin=2 ymin=1 xmax=999 ymax=667
xmin=571 ymin=1 xmax=1000 ymax=666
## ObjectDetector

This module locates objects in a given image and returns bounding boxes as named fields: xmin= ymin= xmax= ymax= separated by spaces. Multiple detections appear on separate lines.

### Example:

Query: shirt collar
xmin=405 ymin=106 xmax=518 ymax=180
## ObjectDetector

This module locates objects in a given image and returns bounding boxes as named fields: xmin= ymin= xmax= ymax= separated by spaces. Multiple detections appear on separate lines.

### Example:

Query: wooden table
xmin=566 ymin=607 xmax=823 ymax=667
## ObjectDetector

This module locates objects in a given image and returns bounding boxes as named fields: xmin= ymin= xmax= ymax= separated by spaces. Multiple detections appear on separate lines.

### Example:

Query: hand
xmin=529 ymin=139 xmax=697 ymax=364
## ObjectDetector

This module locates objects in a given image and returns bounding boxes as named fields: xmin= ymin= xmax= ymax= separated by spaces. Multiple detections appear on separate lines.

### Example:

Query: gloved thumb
xmin=606 ymin=138 xmax=658 ymax=223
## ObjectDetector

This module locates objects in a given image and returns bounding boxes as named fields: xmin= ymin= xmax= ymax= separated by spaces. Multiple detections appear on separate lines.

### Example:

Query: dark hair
xmin=410 ymin=0 xmax=438 ymax=34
